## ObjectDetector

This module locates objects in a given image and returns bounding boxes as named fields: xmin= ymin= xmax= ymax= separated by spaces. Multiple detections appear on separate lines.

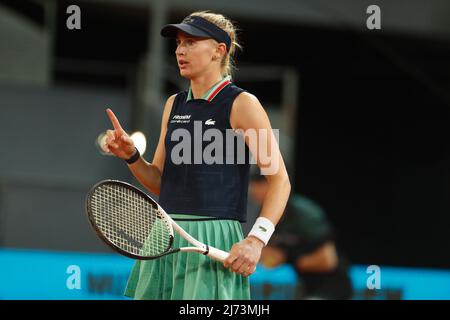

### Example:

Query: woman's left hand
xmin=223 ymin=236 xmax=265 ymax=277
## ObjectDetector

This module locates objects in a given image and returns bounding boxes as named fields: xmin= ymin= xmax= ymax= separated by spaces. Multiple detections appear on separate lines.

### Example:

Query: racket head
xmin=85 ymin=179 xmax=175 ymax=260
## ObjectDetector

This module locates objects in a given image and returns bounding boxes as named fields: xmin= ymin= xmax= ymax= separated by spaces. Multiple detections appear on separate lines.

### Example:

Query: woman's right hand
xmin=102 ymin=108 xmax=136 ymax=160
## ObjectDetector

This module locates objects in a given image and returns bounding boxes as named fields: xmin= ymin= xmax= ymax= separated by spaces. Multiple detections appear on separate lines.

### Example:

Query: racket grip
xmin=207 ymin=246 xmax=229 ymax=262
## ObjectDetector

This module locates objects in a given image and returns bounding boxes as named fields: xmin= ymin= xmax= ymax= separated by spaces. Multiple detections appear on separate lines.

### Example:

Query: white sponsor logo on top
xmin=171 ymin=115 xmax=191 ymax=124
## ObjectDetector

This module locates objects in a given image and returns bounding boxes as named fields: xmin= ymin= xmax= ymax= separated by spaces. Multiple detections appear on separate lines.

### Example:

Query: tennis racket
xmin=85 ymin=179 xmax=230 ymax=262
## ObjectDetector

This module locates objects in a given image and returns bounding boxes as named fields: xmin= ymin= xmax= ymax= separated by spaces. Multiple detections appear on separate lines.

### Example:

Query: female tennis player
xmin=102 ymin=11 xmax=291 ymax=300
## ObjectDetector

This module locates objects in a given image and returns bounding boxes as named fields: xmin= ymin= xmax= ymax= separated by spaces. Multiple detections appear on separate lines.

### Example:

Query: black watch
xmin=125 ymin=148 xmax=140 ymax=164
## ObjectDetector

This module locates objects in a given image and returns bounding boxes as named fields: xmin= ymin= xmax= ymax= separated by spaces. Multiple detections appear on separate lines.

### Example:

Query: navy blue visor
xmin=161 ymin=15 xmax=231 ymax=51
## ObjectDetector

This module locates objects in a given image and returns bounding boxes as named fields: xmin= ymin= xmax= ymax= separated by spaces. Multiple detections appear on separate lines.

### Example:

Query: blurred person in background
xmin=249 ymin=173 xmax=353 ymax=299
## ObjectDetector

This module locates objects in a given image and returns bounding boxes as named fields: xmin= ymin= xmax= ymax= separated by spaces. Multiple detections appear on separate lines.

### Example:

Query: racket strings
xmin=89 ymin=183 xmax=172 ymax=257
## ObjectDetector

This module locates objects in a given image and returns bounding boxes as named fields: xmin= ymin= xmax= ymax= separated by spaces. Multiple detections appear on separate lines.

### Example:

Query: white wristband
xmin=248 ymin=217 xmax=275 ymax=246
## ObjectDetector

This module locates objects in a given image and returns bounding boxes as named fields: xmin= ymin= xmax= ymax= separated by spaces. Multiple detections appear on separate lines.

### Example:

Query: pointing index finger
xmin=106 ymin=108 xmax=124 ymax=133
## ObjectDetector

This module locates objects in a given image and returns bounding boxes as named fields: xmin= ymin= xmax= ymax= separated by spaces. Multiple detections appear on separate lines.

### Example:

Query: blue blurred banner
xmin=0 ymin=248 xmax=134 ymax=300
xmin=250 ymin=264 xmax=299 ymax=300
xmin=350 ymin=265 xmax=450 ymax=300
xmin=1 ymin=249 xmax=450 ymax=300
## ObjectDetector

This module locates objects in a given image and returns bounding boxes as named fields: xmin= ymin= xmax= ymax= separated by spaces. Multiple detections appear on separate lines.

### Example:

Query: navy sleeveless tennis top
xmin=158 ymin=80 xmax=250 ymax=222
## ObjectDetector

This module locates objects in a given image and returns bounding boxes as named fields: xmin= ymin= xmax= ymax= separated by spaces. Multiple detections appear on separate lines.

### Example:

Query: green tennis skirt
xmin=124 ymin=214 xmax=251 ymax=300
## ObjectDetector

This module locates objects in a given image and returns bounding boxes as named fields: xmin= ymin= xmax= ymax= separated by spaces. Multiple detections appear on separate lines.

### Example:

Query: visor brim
xmin=160 ymin=23 xmax=211 ymax=39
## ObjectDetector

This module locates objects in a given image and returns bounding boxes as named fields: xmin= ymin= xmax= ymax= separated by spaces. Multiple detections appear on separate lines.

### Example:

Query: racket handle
xmin=207 ymin=246 xmax=229 ymax=262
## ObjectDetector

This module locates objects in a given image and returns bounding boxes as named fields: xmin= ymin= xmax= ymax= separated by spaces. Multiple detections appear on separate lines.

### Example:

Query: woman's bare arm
xmin=126 ymin=95 xmax=175 ymax=195
xmin=104 ymin=94 xmax=175 ymax=195
xmin=224 ymin=92 xmax=291 ymax=275
xmin=231 ymin=92 xmax=291 ymax=228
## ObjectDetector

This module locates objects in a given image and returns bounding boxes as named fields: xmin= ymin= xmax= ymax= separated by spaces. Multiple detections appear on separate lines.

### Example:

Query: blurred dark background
xmin=0 ymin=0 xmax=449 ymax=273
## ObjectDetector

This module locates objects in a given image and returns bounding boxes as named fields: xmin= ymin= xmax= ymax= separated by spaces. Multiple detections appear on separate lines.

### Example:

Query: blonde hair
xmin=189 ymin=11 xmax=242 ymax=78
